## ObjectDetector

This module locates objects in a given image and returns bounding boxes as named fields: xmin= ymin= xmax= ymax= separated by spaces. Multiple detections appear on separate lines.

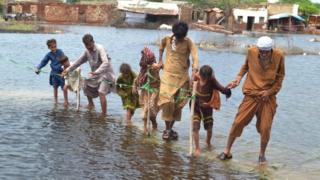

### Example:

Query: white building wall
xmin=292 ymin=4 xmax=299 ymax=16
xmin=233 ymin=8 xmax=268 ymax=24
xmin=268 ymin=0 xmax=279 ymax=3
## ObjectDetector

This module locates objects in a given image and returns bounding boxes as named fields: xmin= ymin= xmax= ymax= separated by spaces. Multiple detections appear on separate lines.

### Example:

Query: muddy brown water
xmin=0 ymin=25 xmax=319 ymax=179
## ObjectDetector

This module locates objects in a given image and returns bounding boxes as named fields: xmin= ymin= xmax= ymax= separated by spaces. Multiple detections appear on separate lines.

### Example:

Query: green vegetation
xmin=147 ymin=0 xmax=164 ymax=2
xmin=183 ymin=0 xmax=319 ymax=16
xmin=69 ymin=0 xmax=117 ymax=3
xmin=280 ymin=0 xmax=320 ymax=16
xmin=0 ymin=19 xmax=38 ymax=32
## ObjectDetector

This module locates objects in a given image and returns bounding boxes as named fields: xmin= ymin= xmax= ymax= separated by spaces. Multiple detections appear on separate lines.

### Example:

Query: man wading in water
xmin=62 ymin=34 xmax=115 ymax=115
xmin=218 ymin=36 xmax=285 ymax=164
xmin=153 ymin=21 xmax=199 ymax=140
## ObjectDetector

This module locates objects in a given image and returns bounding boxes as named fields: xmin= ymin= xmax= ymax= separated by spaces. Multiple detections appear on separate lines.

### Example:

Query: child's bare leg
xmin=53 ymin=87 xmax=58 ymax=103
xmin=143 ymin=118 xmax=148 ymax=134
xmin=151 ymin=117 xmax=157 ymax=130
xmin=126 ymin=109 xmax=134 ymax=121
xmin=87 ymin=96 xmax=94 ymax=109
xmin=193 ymin=129 xmax=201 ymax=156
xmin=206 ymin=129 xmax=212 ymax=147
xmin=99 ymin=93 xmax=107 ymax=115
xmin=63 ymin=85 xmax=69 ymax=106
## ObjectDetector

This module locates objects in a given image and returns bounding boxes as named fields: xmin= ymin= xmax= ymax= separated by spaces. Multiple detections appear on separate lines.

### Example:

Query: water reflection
xmin=0 ymin=26 xmax=319 ymax=179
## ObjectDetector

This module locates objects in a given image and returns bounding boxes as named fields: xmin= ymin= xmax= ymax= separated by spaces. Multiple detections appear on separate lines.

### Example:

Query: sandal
xmin=217 ymin=152 xmax=232 ymax=161
xmin=170 ymin=130 xmax=178 ymax=140
xmin=162 ymin=130 xmax=170 ymax=140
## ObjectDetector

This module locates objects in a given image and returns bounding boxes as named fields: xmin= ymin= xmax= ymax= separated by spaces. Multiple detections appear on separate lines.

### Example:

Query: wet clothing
xmin=135 ymin=47 xmax=160 ymax=120
xmin=116 ymin=71 xmax=140 ymax=110
xmin=140 ymin=91 xmax=159 ymax=120
xmin=229 ymin=95 xmax=277 ymax=143
xmin=68 ymin=43 xmax=115 ymax=98
xmin=37 ymin=49 xmax=65 ymax=88
xmin=238 ymin=47 xmax=285 ymax=97
xmin=192 ymin=75 xmax=231 ymax=131
xmin=193 ymin=108 xmax=213 ymax=131
xmin=137 ymin=47 xmax=159 ymax=88
xmin=229 ymin=47 xmax=285 ymax=143
xmin=158 ymin=35 xmax=199 ymax=107
xmin=49 ymin=73 xmax=64 ymax=88
xmin=158 ymin=35 xmax=199 ymax=122
xmin=65 ymin=67 xmax=81 ymax=92
xmin=138 ymin=69 xmax=160 ymax=119
xmin=37 ymin=49 xmax=64 ymax=74
xmin=161 ymin=81 xmax=189 ymax=122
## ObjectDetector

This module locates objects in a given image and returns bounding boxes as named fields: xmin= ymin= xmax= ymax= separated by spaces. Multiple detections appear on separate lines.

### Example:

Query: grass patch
xmin=0 ymin=18 xmax=38 ymax=32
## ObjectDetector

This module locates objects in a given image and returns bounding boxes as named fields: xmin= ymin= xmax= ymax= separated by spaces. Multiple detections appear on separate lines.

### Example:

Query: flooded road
xmin=0 ymin=26 xmax=319 ymax=179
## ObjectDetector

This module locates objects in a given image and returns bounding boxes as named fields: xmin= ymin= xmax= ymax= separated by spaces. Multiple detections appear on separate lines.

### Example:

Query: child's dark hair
xmin=200 ymin=65 xmax=214 ymax=80
xmin=59 ymin=55 xmax=69 ymax=64
xmin=120 ymin=63 xmax=132 ymax=74
xmin=172 ymin=21 xmax=188 ymax=39
xmin=46 ymin=39 xmax=56 ymax=47
xmin=82 ymin=34 xmax=94 ymax=44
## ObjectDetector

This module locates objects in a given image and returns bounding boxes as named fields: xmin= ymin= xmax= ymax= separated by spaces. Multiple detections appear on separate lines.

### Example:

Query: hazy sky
xmin=269 ymin=0 xmax=320 ymax=3
xmin=311 ymin=0 xmax=320 ymax=3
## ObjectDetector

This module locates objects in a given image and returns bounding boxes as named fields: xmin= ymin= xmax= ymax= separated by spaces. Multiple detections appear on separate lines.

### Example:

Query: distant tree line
xmin=183 ymin=0 xmax=319 ymax=16
xmin=280 ymin=0 xmax=320 ymax=16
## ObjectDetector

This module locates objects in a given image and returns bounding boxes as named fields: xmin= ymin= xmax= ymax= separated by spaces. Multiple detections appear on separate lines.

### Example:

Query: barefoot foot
xmin=194 ymin=149 xmax=201 ymax=157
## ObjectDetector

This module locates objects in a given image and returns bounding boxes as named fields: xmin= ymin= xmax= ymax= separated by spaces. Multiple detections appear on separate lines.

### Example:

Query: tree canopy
xmin=280 ymin=0 xmax=320 ymax=16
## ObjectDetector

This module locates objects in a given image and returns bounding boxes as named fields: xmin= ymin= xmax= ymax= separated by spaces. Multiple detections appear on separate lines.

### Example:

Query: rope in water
xmin=8 ymin=59 xmax=195 ymax=101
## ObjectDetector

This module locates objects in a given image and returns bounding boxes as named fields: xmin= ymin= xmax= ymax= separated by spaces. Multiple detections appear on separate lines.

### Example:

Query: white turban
xmin=256 ymin=36 xmax=274 ymax=51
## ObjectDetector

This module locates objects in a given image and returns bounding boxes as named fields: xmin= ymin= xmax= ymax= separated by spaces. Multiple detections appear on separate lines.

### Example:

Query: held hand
xmin=89 ymin=72 xmax=97 ymax=77
xmin=258 ymin=90 xmax=271 ymax=101
xmin=151 ymin=63 xmax=161 ymax=70
xmin=227 ymin=76 xmax=241 ymax=89
xmin=191 ymin=68 xmax=198 ymax=81
xmin=132 ymin=86 xmax=138 ymax=94
xmin=61 ymin=70 xmax=68 ymax=77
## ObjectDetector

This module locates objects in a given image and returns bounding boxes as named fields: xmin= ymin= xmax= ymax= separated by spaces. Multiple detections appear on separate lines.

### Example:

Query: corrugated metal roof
xmin=268 ymin=13 xmax=305 ymax=21
xmin=118 ymin=0 xmax=179 ymax=16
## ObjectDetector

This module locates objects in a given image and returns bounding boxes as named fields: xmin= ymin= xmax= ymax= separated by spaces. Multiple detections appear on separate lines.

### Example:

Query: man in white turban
xmin=217 ymin=36 xmax=285 ymax=164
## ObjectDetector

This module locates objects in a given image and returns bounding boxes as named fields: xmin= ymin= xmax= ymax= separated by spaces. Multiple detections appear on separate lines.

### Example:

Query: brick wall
xmin=179 ymin=5 xmax=193 ymax=23
xmin=44 ymin=4 xmax=79 ymax=22
xmin=8 ymin=2 xmax=122 ymax=25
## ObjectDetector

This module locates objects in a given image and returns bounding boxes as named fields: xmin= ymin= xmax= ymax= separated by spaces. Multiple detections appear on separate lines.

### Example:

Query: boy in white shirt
xmin=59 ymin=55 xmax=82 ymax=108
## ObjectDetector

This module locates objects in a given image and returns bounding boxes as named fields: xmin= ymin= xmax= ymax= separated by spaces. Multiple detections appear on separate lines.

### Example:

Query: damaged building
xmin=5 ymin=0 xmax=122 ymax=25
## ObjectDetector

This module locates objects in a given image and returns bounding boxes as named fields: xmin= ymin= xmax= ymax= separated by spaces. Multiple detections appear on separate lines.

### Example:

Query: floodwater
xmin=0 ymin=25 xmax=319 ymax=179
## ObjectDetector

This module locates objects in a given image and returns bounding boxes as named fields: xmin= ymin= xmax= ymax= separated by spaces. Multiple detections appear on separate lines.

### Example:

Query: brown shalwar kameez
xmin=229 ymin=47 xmax=285 ymax=143
xmin=158 ymin=35 xmax=199 ymax=122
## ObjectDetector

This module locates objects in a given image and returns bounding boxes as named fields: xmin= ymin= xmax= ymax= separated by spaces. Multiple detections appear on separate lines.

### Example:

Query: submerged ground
xmin=0 ymin=26 xmax=319 ymax=179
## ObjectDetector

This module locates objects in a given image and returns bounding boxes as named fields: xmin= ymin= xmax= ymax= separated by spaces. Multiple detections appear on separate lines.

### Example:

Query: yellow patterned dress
xmin=116 ymin=71 xmax=140 ymax=110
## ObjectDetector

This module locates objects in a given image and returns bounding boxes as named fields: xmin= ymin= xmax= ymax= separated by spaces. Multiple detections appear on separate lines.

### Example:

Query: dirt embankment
xmin=0 ymin=19 xmax=65 ymax=34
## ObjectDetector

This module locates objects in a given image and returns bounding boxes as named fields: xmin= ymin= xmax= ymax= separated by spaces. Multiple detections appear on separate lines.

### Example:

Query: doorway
xmin=247 ymin=16 xmax=254 ymax=31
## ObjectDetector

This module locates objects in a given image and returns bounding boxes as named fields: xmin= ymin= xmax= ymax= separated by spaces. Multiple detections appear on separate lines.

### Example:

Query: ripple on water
xmin=0 ymin=27 xmax=319 ymax=179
